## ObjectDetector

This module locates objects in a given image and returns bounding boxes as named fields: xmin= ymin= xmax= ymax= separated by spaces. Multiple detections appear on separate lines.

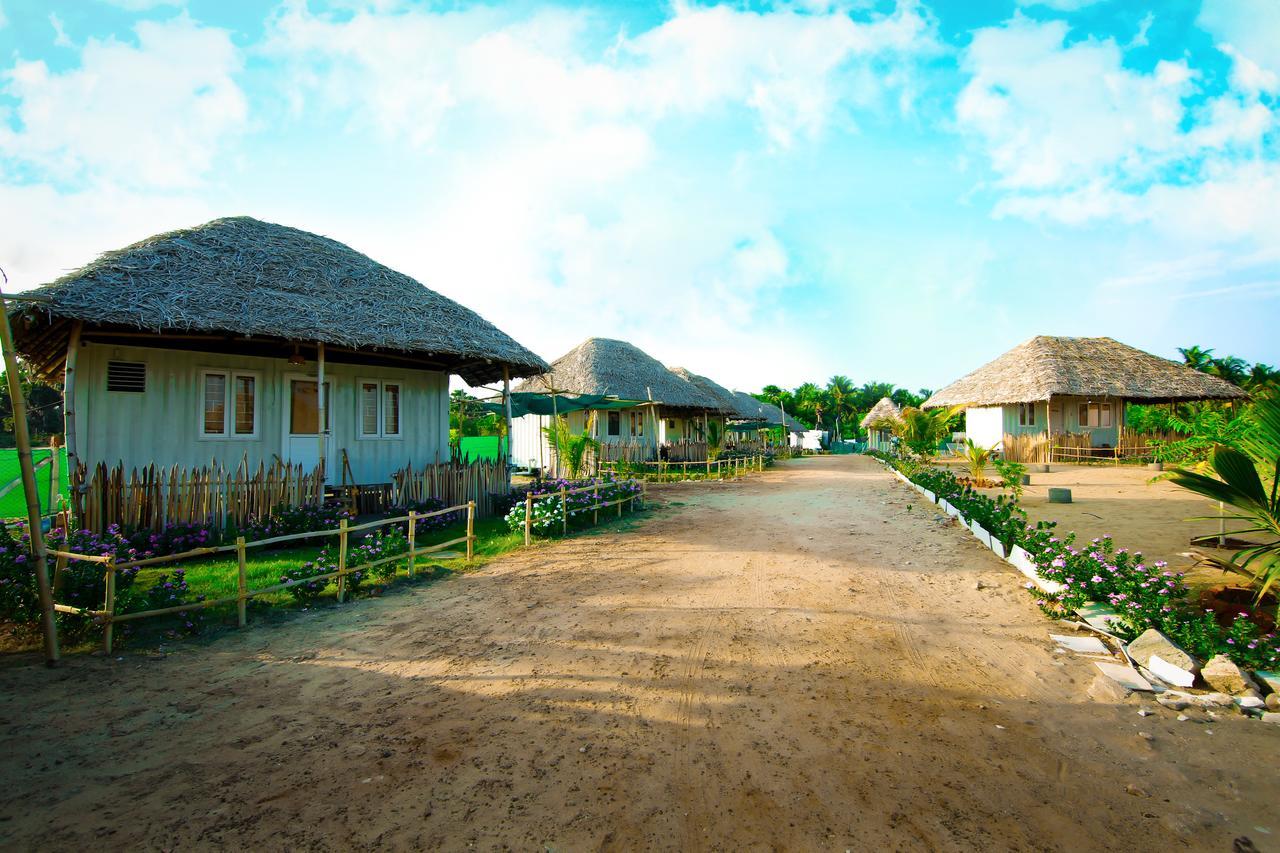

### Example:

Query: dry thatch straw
xmin=515 ymin=337 xmax=722 ymax=411
xmin=923 ymin=336 xmax=1247 ymax=408
xmin=729 ymin=391 xmax=800 ymax=431
xmin=667 ymin=366 xmax=740 ymax=416
xmin=860 ymin=396 xmax=901 ymax=429
xmin=10 ymin=216 xmax=548 ymax=385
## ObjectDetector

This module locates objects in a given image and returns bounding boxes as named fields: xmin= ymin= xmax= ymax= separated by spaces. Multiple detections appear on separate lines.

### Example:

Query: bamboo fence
xmin=51 ymin=501 xmax=476 ymax=653
xmin=1001 ymin=431 xmax=1175 ymax=464
xmin=597 ymin=454 xmax=765 ymax=482
xmin=72 ymin=458 xmax=324 ymax=535
xmin=519 ymin=479 xmax=647 ymax=546
xmin=390 ymin=458 xmax=510 ymax=517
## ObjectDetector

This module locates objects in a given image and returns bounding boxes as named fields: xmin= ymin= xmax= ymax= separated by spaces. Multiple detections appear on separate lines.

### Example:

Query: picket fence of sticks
xmin=50 ymin=501 xmax=477 ymax=653
xmin=390 ymin=458 xmax=510 ymax=518
xmin=519 ymin=479 xmax=647 ymax=546
xmin=72 ymin=458 xmax=325 ymax=535
xmin=597 ymin=454 xmax=766 ymax=483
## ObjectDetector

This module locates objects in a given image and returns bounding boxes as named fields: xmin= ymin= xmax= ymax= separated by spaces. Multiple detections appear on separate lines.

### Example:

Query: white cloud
xmin=0 ymin=16 xmax=246 ymax=188
xmin=1198 ymin=0 xmax=1280 ymax=91
xmin=49 ymin=13 xmax=71 ymax=48
xmin=1014 ymin=0 xmax=1102 ymax=10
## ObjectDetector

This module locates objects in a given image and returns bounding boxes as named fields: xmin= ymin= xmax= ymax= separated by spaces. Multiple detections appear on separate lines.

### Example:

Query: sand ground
xmin=942 ymin=459 xmax=1261 ymax=589
xmin=0 ymin=455 xmax=1276 ymax=851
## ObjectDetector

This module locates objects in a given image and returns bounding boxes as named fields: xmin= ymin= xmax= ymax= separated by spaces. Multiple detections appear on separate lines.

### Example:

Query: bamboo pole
xmin=466 ymin=500 xmax=475 ymax=562
xmin=47 ymin=434 xmax=61 ymax=513
xmin=63 ymin=320 xmax=81 ymax=489
xmin=336 ymin=517 xmax=348 ymax=603
xmin=0 ymin=294 xmax=59 ymax=664
xmin=316 ymin=342 xmax=327 ymax=486
xmin=102 ymin=566 xmax=116 ymax=654
xmin=560 ymin=486 xmax=568 ymax=535
xmin=502 ymin=367 xmax=513 ymax=480
xmin=236 ymin=535 xmax=248 ymax=627
xmin=524 ymin=493 xmax=533 ymax=545
xmin=407 ymin=511 xmax=417 ymax=578
xmin=593 ymin=483 xmax=599 ymax=525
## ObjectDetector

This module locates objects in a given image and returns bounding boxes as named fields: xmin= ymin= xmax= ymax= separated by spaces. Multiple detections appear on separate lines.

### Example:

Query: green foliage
xmin=0 ymin=367 xmax=64 ymax=448
xmin=1149 ymin=406 xmax=1249 ymax=466
xmin=992 ymin=457 xmax=1026 ymax=499
xmin=961 ymin=439 xmax=992 ymax=483
xmin=756 ymin=380 xmax=932 ymax=440
xmin=1166 ymin=393 xmax=1280 ymax=609
xmin=542 ymin=414 xmax=601 ymax=479
xmin=892 ymin=406 xmax=961 ymax=462
xmin=706 ymin=419 xmax=724 ymax=459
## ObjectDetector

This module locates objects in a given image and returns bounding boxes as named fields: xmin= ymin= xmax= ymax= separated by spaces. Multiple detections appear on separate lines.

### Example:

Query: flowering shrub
xmin=120 ymin=569 xmax=205 ymax=635
xmin=238 ymin=502 xmax=352 ymax=542
xmin=394 ymin=498 xmax=465 ymax=535
xmin=279 ymin=526 xmax=410 ymax=604
xmin=504 ymin=476 xmax=643 ymax=536
xmin=908 ymin=467 xmax=1055 ymax=552
xmin=1029 ymin=534 xmax=1279 ymax=669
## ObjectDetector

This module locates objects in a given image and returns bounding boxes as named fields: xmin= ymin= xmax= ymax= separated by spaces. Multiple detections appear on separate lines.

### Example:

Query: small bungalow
xmin=510 ymin=337 xmax=727 ymax=469
xmin=10 ymin=216 xmax=547 ymax=495
xmin=923 ymin=336 xmax=1246 ymax=460
xmin=665 ymin=366 xmax=739 ymax=447
xmin=860 ymin=397 xmax=901 ymax=452
xmin=727 ymin=391 xmax=802 ymax=449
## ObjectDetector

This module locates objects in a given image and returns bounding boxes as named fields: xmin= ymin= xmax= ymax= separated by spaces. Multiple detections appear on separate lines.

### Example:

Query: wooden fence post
xmin=336 ymin=518 xmax=348 ymax=603
xmin=593 ymin=483 xmax=599 ymax=525
xmin=48 ymin=435 xmax=62 ymax=513
xmin=466 ymin=501 xmax=475 ymax=563
xmin=524 ymin=493 xmax=533 ymax=546
xmin=236 ymin=535 xmax=248 ymax=627
xmin=560 ymin=487 xmax=568 ymax=536
xmin=102 ymin=566 xmax=117 ymax=654
xmin=407 ymin=511 xmax=417 ymax=578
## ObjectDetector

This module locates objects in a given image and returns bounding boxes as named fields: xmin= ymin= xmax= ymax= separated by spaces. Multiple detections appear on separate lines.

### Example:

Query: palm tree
xmin=1246 ymin=363 xmax=1280 ymax=393
xmin=962 ymin=439 xmax=992 ymax=485
xmin=1179 ymin=345 xmax=1215 ymax=372
xmin=1167 ymin=390 xmax=1280 ymax=612
xmin=827 ymin=375 xmax=855 ymax=441
xmin=892 ymin=406 xmax=962 ymax=462
xmin=1209 ymin=356 xmax=1249 ymax=387
xmin=542 ymin=413 xmax=601 ymax=479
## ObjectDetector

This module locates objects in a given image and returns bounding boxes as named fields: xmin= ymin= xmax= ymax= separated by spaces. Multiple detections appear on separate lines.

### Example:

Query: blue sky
xmin=1 ymin=0 xmax=1277 ymax=393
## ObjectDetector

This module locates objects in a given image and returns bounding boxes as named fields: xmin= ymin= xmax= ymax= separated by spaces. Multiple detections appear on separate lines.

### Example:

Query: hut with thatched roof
xmin=510 ymin=338 xmax=727 ymax=468
xmin=860 ymin=397 xmax=901 ymax=452
xmin=9 ymin=216 xmax=547 ymax=489
xmin=923 ymin=336 xmax=1246 ymax=456
xmin=665 ymin=366 xmax=739 ymax=448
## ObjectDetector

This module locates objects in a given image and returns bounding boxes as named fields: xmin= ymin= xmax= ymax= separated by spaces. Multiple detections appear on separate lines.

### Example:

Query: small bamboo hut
xmin=923 ymin=336 xmax=1246 ymax=461
xmin=9 ymin=216 xmax=548 ymax=514
xmin=860 ymin=397 xmax=901 ymax=452
xmin=511 ymin=337 xmax=727 ymax=467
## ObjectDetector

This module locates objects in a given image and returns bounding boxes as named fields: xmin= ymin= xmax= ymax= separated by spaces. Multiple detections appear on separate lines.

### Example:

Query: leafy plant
xmin=543 ymin=413 xmax=601 ymax=479
xmin=961 ymin=439 xmax=992 ymax=485
xmin=891 ymin=406 xmax=961 ymax=462
xmin=706 ymin=419 xmax=725 ymax=459
xmin=1166 ymin=393 xmax=1280 ymax=611
xmin=992 ymin=457 xmax=1026 ymax=499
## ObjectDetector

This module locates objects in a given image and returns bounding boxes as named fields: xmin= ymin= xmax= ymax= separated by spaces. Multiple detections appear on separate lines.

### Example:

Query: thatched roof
xmin=860 ymin=397 xmax=901 ymax=428
xmin=515 ymin=337 xmax=721 ymax=411
xmin=729 ymin=391 xmax=803 ymax=431
xmin=923 ymin=336 xmax=1247 ymax=408
xmin=668 ymin=367 xmax=739 ymax=415
xmin=9 ymin=216 xmax=548 ymax=385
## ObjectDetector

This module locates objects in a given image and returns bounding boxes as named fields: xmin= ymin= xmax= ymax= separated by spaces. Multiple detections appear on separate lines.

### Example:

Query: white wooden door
xmin=284 ymin=376 xmax=332 ymax=480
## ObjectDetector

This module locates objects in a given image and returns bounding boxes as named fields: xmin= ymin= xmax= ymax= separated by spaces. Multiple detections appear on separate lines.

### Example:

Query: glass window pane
xmin=360 ymin=382 xmax=379 ymax=435
xmin=203 ymin=373 xmax=226 ymax=434
xmin=1101 ymin=404 xmax=1112 ymax=427
xmin=608 ymin=411 xmax=620 ymax=436
xmin=383 ymin=384 xmax=400 ymax=435
xmin=234 ymin=375 xmax=255 ymax=435
xmin=291 ymin=380 xmax=318 ymax=434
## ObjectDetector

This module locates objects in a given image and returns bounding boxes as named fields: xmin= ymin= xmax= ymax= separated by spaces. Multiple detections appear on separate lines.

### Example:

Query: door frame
xmin=282 ymin=373 xmax=334 ymax=481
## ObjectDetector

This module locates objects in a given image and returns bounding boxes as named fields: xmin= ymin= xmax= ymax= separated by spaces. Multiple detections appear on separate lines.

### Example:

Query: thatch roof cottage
xmin=923 ymin=336 xmax=1245 ymax=459
xmin=10 ymin=216 xmax=547 ymax=489
xmin=510 ymin=337 xmax=728 ymax=468
xmin=860 ymin=397 xmax=901 ymax=452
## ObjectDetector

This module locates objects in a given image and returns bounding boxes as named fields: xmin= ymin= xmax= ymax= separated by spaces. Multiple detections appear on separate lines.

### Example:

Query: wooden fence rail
xmin=519 ymin=480 xmax=646 ymax=545
xmin=390 ymin=458 xmax=509 ymax=518
xmin=72 ymin=457 xmax=325 ymax=535
xmin=597 ymin=455 xmax=765 ymax=482
xmin=52 ymin=501 xmax=477 ymax=653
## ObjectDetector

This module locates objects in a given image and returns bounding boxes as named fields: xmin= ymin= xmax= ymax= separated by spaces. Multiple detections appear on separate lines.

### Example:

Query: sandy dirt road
xmin=1 ymin=455 xmax=1276 ymax=851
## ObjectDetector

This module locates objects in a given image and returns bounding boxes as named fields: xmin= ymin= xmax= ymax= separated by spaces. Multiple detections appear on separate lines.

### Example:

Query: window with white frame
xmin=200 ymin=370 xmax=258 ymax=438
xmin=358 ymin=380 xmax=402 ymax=438
xmin=1077 ymin=402 xmax=1112 ymax=428
xmin=1018 ymin=403 xmax=1037 ymax=427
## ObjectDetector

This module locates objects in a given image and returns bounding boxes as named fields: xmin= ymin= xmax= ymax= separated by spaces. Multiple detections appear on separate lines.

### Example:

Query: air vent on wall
xmin=106 ymin=361 xmax=147 ymax=393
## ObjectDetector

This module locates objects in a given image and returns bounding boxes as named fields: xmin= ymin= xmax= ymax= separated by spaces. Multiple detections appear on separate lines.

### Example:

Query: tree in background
xmin=0 ymin=367 xmax=62 ymax=448
xmin=826 ymin=375 xmax=855 ymax=441
xmin=754 ymin=379 xmax=933 ymax=441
